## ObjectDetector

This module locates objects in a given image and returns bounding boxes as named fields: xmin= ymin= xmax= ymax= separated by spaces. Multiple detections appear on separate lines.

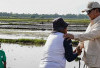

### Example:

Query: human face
xmin=63 ymin=28 xmax=67 ymax=34
xmin=60 ymin=27 xmax=67 ymax=34
xmin=87 ymin=9 xmax=98 ymax=20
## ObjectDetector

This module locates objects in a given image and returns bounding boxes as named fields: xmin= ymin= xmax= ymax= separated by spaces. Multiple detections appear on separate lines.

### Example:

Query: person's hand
xmin=76 ymin=46 xmax=82 ymax=55
xmin=74 ymin=46 xmax=82 ymax=55
xmin=64 ymin=33 xmax=74 ymax=40
xmin=73 ymin=46 xmax=80 ymax=53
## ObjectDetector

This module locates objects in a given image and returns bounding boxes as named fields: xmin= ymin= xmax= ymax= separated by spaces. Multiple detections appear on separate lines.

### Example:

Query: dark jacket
xmin=63 ymin=38 xmax=78 ymax=62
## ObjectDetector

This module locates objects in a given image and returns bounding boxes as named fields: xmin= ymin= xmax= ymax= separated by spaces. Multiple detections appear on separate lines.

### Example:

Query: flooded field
xmin=1 ymin=43 xmax=85 ymax=68
xmin=0 ymin=23 xmax=87 ymax=31
xmin=0 ymin=29 xmax=50 ymax=39
xmin=0 ymin=29 xmax=83 ymax=39
xmin=0 ymin=29 xmax=85 ymax=68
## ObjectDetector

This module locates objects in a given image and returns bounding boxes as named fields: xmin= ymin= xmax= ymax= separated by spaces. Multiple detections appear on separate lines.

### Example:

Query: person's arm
xmin=74 ymin=29 xmax=100 ymax=41
xmin=78 ymin=42 xmax=84 ymax=48
xmin=64 ymin=24 xmax=100 ymax=42
xmin=3 ymin=51 xmax=6 ymax=68
xmin=63 ymin=38 xmax=81 ymax=62
xmin=4 ymin=61 xmax=6 ymax=68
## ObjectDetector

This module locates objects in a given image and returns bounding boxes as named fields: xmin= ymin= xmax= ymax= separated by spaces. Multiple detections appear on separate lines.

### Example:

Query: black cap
xmin=53 ymin=17 xmax=68 ymax=31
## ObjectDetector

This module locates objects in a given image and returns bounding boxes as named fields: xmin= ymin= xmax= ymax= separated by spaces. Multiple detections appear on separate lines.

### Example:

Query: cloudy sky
xmin=0 ymin=0 xmax=100 ymax=14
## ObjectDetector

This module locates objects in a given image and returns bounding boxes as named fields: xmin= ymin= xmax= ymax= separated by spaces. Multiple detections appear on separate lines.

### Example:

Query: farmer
xmin=39 ymin=17 xmax=81 ymax=68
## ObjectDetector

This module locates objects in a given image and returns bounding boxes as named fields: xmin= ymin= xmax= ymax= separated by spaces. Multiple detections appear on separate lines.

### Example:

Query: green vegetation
xmin=0 ymin=12 xmax=90 ymax=24
xmin=66 ymin=19 xmax=90 ymax=25
xmin=72 ymin=40 xmax=79 ymax=47
xmin=75 ymin=57 xmax=81 ymax=61
xmin=0 ymin=12 xmax=88 ymax=19
xmin=0 ymin=18 xmax=90 ymax=25
xmin=0 ymin=39 xmax=46 ymax=46
xmin=0 ymin=12 xmax=90 ymax=25
xmin=0 ymin=18 xmax=52 ymax=22
xmin=0 ymin=38 xmax=79 ymax=46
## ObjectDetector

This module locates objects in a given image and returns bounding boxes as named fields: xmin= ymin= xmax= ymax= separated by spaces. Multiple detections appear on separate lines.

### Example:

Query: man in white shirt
xmin=39 ymin=17 xmax=81 ymax=68
xmin=64 ymin=1 xmax=100 ymax=68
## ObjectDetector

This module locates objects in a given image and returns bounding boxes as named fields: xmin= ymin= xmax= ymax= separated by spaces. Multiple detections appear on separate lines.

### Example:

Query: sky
xmin=0 ymin=0 xmax=100 ymax=14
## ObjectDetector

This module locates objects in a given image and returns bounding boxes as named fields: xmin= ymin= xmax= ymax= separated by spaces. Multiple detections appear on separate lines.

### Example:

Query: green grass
xmin=72 ymin=40 xmax=79 ymax=47
xmin=0 ymin=38 xmax=79 ymax=46
xmin=75 ymin=57 xmax=81 ymax=61
xmin=65 ymin=19 xmax=90 ymax=25
xmin=0 ymin=39 xmax=46 ymax=46
xmin=0 ymin=18 xmax=52 ymax=22
xmin=0 ymin=18 xmax=90 ymax=25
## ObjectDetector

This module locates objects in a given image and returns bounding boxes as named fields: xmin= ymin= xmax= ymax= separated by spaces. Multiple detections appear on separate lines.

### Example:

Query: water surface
xmin=2 ymin=43 xmax=84 ymax=68
xmin=0 ymin=29 xmax=84 ymax=39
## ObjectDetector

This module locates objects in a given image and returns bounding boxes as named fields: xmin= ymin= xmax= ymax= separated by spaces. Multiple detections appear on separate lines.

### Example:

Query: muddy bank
xmin=0 ymin=24 xmax=88 ymax=31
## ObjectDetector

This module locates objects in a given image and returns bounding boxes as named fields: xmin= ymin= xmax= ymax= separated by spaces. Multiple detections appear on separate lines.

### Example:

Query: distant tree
xmin=0 ymin=12 xmax=89 ymax=19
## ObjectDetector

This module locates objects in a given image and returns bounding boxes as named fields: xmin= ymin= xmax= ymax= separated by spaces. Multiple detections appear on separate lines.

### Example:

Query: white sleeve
xmin=74 ymin=25 xmax=100 ymax=42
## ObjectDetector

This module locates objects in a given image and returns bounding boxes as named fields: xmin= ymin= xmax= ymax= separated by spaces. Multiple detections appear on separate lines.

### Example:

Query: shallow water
xmin=0 ymin=29 xmax=85 ymax=68
xmin=0 ymin=29 xmax=84 ymax=39
xmin=2 ymin=43 xmax=43 ymax=68
xmin=1 ymin=43 xmax=85 ymax=68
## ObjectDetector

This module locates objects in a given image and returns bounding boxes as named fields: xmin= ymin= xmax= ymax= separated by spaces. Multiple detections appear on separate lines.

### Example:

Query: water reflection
xmin=1 ymin=43 xmax=85 ymax=68
xmin=2 ymin=43 xmax=44 ymax=68
xmin=0 ymin=29 xmax=83 ymax=40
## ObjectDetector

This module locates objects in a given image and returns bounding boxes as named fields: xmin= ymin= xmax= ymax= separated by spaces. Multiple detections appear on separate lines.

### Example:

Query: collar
xmin=93 ymin=15 xmax=100 ymax=23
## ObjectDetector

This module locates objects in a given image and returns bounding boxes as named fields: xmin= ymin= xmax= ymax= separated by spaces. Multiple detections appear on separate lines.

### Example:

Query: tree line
xmin=0 ymin=12 xmax=89 ymax=19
